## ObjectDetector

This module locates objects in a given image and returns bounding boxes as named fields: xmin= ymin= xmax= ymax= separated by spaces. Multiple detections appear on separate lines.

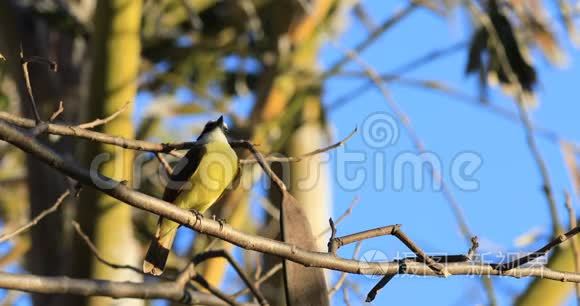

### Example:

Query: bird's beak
xmin=217 ymin=115 xmax=228 ymax=132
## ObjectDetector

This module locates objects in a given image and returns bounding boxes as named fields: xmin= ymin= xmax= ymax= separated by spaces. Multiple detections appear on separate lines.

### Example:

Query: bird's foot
xmin=189 ymin=209 xmax=203 ymax=225
xmin=212 ymin=215 xmax=227 ymax=231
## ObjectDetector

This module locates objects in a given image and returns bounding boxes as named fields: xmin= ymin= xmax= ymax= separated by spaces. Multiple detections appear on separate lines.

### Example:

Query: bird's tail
xmin=143 ymin=218 xmax=178 ymax=275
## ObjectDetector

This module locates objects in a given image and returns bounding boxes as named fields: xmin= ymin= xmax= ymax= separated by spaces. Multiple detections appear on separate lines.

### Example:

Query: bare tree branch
xmin=72 ymin=221 xmax=144 ymax=275
xmin=323 ymin=2 xmax=419 ymax=78
xmin=0 ymin=112 xmax=353 ymax=163
xmin=77 ymin=101 xmax=131 ymax=129
xmin=0 ymin=271 xmax=252 ymax=306
xmin=318 ymin=196 xmax=360 ymax=238
xmin=49 ymin=101 xmax=64 ymax=122
xmin=232 ymin=263 xmax=283 ymax=299
xmin=327 ymin=224 xmax=448 ymax=276
xmin=328 ymin=241 xmax=362 ymax=297
xmin=0 ymin=119 xmax=579 ymax=289
xmin=155 ymin=152 xmax=173 ymax=175
xmin=565 ymin=191 xmax=580 ymax=304
xmin=18 ymin=48 xmax=57 ymax=125
xmin=0 ymin=190 xmax=69 ymax=243
xmin=240 ymin=128 xmax=357 ymax=164
xmin=0 ymin=111 xmax=193 ymax=153
xmin=332 ymin=42 xmax=474 ymax=241
xmin=342 ymin=284 xmax=352 ymax=306
xmin=365 ymin=274 xmax=395 ymax=302
xmin=329 ymin=74 xmax=576 ymax=147
xmin=192 ymin=273 xmax=240 ymax=306
xmin=516 ymin=100 xmax=563 ymax=235
xmin=191 ymin=250 xmax=269 ymax=306
xmin=495 ymin=226 xmax=580 ymax=271
xmin=463 ymin=0 xmax=564 ymax=239
xmin=352 ymin=3 xmax=377 ymax=32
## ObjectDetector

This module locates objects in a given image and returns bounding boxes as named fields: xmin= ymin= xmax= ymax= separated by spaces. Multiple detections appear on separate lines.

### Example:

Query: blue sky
xmin=319 ymin=1 xmax=580 ymax=305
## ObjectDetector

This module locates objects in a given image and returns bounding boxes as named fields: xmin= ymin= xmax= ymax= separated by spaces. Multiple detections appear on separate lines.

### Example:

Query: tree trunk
xmin=0 ymin=2 xmax=85 ymax=305
xmin=77 ymin=1 xmax=143 ymax=306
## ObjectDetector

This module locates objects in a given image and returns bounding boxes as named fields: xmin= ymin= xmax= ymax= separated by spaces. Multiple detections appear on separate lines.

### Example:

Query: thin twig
xmin=328 ymin=241 xmax=362 ymax=297
xmin=342 ymin=285 xmax=351 ymax=306
xmin=565 ymin=191 xmax=580 ymax=305
xmin=202 ymin=237 xmax=221 ymax=253
xmin=516 ymin=101 xmax=563 ymax=235
xmin=49 ymin=101 xmax=64 ymax=122
xmin=19 ymin=47 xmax=57 ymax=124
xmin=0 ymin=271 xmax=247 ymax=305
xmin=322 ymin=2 xmax=419 ymax=78
xmin=193 ymin=274 xmax=239 ymax=306
xmin=0 ymin=190 xmax=70 ymax=243
xmin=391 ymin=40 xmax=468 ymax=75
xmin=332 ymin=48 xmax=499 ymax=306
xmin=365 ymin=274 xmax=396 ymax=302
xmin=256 ymin=195 xmax=279 ymax=221
xmin=495 ymin=226 xmax=580 ymax=271
xmin=0 ymin=111 xmax=352 ymax=162
xmin=192 ymin=250 xmax=269 ymax=306
xmin=327 ymin=218 xmax=338 ymax=254
xmin=236 ymin=141 xmax=287 ymax=192
xmin=328 ymin=74 xmax=574 ymax=147
xmin=72 ymin=221 xmax=145 ymax=275
xmin=464 ymin=0 xmax=563 ymax=238
xmin=332 ymin=41 xmax=474 ymax=242
xmin=328 ymin=39 xmax=468 ymax=111
xmin=155 ymin=152 xmax=173 ymax=175
xmin=365 ymin=243 xmax=476 ymax=302
xmin=318 ymin=196 xmax=360 ymax=238
xmin=392 ymin=227 xmax=449 ymax=276
xmin=232 ymin=263 xmax=283 ymax=299
xmin=467 ymin=236 xmax=479 ymax=260
xmin=240 ymin=128 xmax=357 ymax=164
xmin=253 ymin=255 xmax=262 ymax=281
xmin=353 ymin=3 xmax=377 ymax=32
xmin=482 ymin=277 xmax=498 ymax=306
xmin=0 ymin=239 xmax=30 ymax=268
xmin=328 ymin=224 xmax=448 ymax=276
xmin=0 ymin=111 xmax=192 ymax=153
xmin=0 ymin=290 xmax=22 ymax=306
xmin=77 ymin=101 xmax=130 ymax=129
xmin=176 ymin=263 xmax=240 ymax=306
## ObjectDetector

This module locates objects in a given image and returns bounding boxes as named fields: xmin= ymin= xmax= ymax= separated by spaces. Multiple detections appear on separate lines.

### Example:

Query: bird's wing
xmin=229 ymin=164 xmax=242 ymax=190
xmin=210 ymin=163 xmax=241 ymax=205
xmin=162 ymin=145 xmax=207 ymax=203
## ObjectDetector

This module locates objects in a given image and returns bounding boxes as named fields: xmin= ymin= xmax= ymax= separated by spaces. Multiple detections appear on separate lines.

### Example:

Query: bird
xmin=143 ymin=116 xmax=239 ymax=276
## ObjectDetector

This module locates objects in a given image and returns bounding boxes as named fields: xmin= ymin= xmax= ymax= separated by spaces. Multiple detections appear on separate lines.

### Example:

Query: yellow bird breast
xmin=175 ymin=141 xmax=238 ymax=213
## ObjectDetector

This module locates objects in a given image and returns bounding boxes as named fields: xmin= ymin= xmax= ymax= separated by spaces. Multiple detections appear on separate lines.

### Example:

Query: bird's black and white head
xmin=197 ymin=116 xmax=229 ymax=143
